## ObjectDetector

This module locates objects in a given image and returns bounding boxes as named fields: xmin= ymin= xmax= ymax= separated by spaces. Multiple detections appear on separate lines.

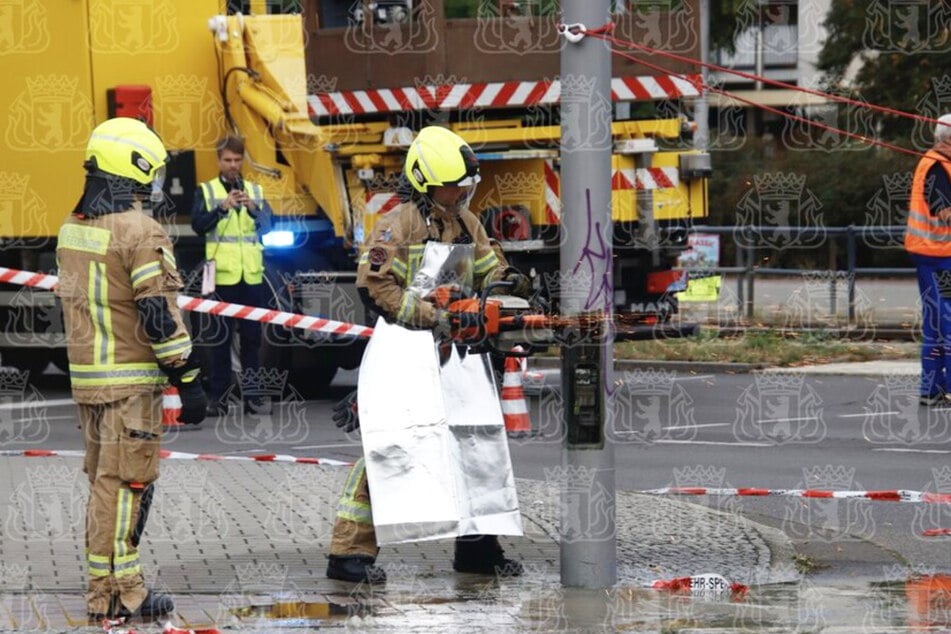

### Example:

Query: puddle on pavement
xmin=515 ymin=575 xmax=951 ymax=632
xmin=220 ymin=575 xmax=951 ymax=631
xmin=229 ymin=600 xmax=358 ymax=627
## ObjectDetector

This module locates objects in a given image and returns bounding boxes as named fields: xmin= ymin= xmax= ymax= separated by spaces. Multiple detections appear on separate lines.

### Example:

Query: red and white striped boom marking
xmin=365 ymin=191 xmax=401 ymax=216
xmin=612 ymin=167 xmax=679 ymax=191
xmin=307 ymin=74 xmax=701 ymax=117
xmin=543 ymin=159 xmax=561 ymax=224
xmin=0 ymin=266 xmax=375 ymax=340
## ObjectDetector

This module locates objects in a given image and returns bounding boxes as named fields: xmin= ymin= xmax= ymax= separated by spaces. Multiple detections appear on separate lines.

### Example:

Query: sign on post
xmin=677 ymin=233 xmax=721 ymax=302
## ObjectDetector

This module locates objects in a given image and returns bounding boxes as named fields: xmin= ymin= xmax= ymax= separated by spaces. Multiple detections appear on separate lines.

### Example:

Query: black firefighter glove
xmin=500 ymin=267 xmax=533 ymax=298
xmin=332 ymin=389 xmax=360 ymax=433
xmin=161 ymin=356 xmax=207 ymax=425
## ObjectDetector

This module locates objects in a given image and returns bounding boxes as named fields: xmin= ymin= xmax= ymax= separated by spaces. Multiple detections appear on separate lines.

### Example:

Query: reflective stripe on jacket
xmin=56 ymin=206 xmax=191 ymax=403
xmin=201 ymin=179 xmax=265 ymax=285
xmin=356 ymin=201 xmax=504 ymax=328
xmin=906 ymin=149 xmax=951 ymax=257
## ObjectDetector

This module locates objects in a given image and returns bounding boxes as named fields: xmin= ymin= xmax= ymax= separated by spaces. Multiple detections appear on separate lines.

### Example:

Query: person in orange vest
xmin=192 ymin=134 xmax=273 ymax=416
xmin=905 ymin=113 xmax=951 ymax=406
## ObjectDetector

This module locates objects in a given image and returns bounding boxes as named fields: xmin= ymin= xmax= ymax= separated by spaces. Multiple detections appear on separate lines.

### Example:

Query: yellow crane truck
xmin=0 ymin=0 xmax=709 ymax=391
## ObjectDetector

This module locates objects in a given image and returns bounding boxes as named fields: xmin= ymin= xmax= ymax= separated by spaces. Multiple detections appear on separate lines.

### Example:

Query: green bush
xmin=708 ymin=138 xmax=912 ymax=269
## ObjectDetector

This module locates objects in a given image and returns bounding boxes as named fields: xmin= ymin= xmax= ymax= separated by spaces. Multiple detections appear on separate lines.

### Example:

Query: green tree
xmin=709 ymin=0 xmax=753 ymax=53
xmin=817 ymin=0 xmax=951 ymax=143
xmin=709 ymin=140 xmax=912 ymax=269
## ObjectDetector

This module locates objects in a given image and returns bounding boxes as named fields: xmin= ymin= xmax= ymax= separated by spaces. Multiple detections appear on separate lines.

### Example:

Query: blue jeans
xmin=913 ymin=254 xmax=951 ymax=397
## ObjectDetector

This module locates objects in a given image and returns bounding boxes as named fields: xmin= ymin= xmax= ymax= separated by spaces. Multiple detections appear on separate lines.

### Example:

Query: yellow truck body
xmin=0 ymin=2 xmax=709 ymax=381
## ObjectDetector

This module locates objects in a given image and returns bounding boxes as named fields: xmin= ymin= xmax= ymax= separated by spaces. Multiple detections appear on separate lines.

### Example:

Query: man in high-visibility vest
xmin=906 ymin=113 xmax=951 ymax=406
xmin=57 ymin=117 xmax=207 ymax=621
xmin=192 ymin=135 xmax=273 ymax=416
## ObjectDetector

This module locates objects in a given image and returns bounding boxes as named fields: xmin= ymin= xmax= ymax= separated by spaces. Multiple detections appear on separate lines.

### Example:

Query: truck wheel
xmin=1 ymin=348 xmax=52 ymax=376
xmin=261 ymin=337 xmax=339 ymax=399
xmin=288 ymin=364 xmax=338 ymax=400
xmin=51 ymin=350 xmax=70 ymax=374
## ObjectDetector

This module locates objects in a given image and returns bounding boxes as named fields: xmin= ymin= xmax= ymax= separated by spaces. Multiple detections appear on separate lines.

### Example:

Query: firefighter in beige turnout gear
xmin=56 ymin=118 xmax=207 ymax=621
xmin=326 ymin=126 xmax=532 ymax=584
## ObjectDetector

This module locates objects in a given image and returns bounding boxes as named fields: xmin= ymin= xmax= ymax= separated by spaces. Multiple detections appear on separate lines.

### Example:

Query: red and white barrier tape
xmin=0 ymin=267 xmax=57 ymax=291
xmin=921 ymin=528 xmax=951 ymax=537
xmin=640 ymin=486 xmax=951 ymax=505
xmin=6 ymin=447 xmax=951 ymax=505
xmin=0 ymin=448 xmax=352 ymax=466
xmin=0 ymin=266 xmax=374 ymax=340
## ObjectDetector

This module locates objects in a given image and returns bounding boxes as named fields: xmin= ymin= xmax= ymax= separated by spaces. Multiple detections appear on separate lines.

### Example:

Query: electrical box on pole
xmin=559 ymin=0 xmax=617 ymax=589
xmin=565 ymin=353 xmax=603 ymax=447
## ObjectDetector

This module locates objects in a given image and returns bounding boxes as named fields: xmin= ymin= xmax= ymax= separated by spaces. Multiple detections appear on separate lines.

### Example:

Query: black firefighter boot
xmin=114 ymin=590 xmax=176 ymax=620
xmin=326 ymin=555 xmax=387 ymax=584
xmin=453 ymin=535 xmax=523 ymax=577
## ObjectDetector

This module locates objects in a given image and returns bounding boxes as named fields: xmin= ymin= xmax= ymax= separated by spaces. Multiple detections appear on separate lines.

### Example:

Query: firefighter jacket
xmin=357 ymin=199 xmax=504 ymax=328
xmin=193 ymin=177 xmax=270 ymax=286
xmin=906 ymin=148 xmax=951 ymax=257
xmin=56 ymin=204 xmax=192 ymax=404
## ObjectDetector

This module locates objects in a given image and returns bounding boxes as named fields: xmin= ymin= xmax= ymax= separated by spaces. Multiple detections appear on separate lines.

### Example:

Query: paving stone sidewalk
xmin=0 ymin=456 xmax=795 ymax=632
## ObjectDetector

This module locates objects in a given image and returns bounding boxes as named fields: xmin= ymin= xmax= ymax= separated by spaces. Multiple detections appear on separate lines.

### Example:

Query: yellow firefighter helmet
xmin=404 ymin=126 xmax=480 ymax=194
xmin=85 ymin=117 xmax=168 ymax=187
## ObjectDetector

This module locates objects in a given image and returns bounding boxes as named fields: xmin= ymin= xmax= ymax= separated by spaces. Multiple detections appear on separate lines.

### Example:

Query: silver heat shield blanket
xmin=358 ymin=317 xmax=523 ymax=544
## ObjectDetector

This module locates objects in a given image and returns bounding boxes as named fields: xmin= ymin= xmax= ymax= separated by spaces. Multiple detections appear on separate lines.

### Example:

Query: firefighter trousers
xmin=329 ymin=457 xmax=378 ymax=557
xmin=329 ymin=457 xmax=507 ymax=561
xmin=79 ymin=391 xmax=162 ymax=615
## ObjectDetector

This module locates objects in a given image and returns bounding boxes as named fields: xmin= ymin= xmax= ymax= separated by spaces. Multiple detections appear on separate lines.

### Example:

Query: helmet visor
xmin=430 ymin=178 xmax=479 ymax=216
xmin=150 ymin=164 xmax=167 ymax=203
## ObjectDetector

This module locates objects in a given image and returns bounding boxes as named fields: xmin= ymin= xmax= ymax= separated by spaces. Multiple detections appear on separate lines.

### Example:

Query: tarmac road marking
xmin=218 ymin=449 xmax=271 ymax=455
xmin=754 ymin=416 xmax=817 ymax=425
xmin=622 ymin=373 xmax=714 ymax=383
xmin=653 ymin=439 xmax=773 ymax=447
xmin=875 ymin=447 xmax=951 ymax=454
xmin=662 ymin=422 xmax=730 ymax=431
xmin=669 ymin=374 xmax=715 ymax=382
xmin=9 ymin=415 xmax=74 ymax=423
xmin=528 ymin=368 xmax=716 ymax=385
xmin=839 ymin=411 xmax=899 ymax=419
xmin=293 ymin=442 xmax=362 ymax=450
xmin=0 ymin=398 xmax=75 ymax=410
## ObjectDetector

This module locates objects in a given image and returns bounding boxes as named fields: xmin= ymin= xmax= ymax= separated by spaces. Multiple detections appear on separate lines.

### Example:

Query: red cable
xmin=607 ymin=45 xmax=931 ymax=161
xmin=586 ymin=21 xmax=616 ymax=35
xmin=562 ymin=22 xmax=951 ymax=166
xmin=560 ymin=21 xmax=616 ymax=37
xmin=590 ymin=30 xmax=947 ymax=130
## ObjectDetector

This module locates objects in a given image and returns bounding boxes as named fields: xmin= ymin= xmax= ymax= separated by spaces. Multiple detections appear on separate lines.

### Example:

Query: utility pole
xmin=559 ymin=0 xmax=616 ymax=589
xmin=695 ymin=0 xmax=710 ymax=151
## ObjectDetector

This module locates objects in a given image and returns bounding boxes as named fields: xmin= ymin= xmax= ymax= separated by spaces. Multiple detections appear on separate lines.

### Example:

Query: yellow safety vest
xmin=201 ymin=179 xmax=265 ymax=285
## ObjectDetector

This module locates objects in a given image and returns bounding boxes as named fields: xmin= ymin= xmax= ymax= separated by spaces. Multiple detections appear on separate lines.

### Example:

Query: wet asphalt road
xmin=7 ymin=366 xmax=951 ymax=585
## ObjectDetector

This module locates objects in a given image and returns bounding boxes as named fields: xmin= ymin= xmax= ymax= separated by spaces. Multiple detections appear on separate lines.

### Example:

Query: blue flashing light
xmin=262 ymin=230 xmax=295 ymax=248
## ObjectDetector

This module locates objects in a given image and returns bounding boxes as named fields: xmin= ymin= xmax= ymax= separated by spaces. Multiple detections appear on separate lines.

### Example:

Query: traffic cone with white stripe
xmin=502 ymin=352 xmax=531 ymax=436
xmin=162 ymin=387 xmax=182 ymax=427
